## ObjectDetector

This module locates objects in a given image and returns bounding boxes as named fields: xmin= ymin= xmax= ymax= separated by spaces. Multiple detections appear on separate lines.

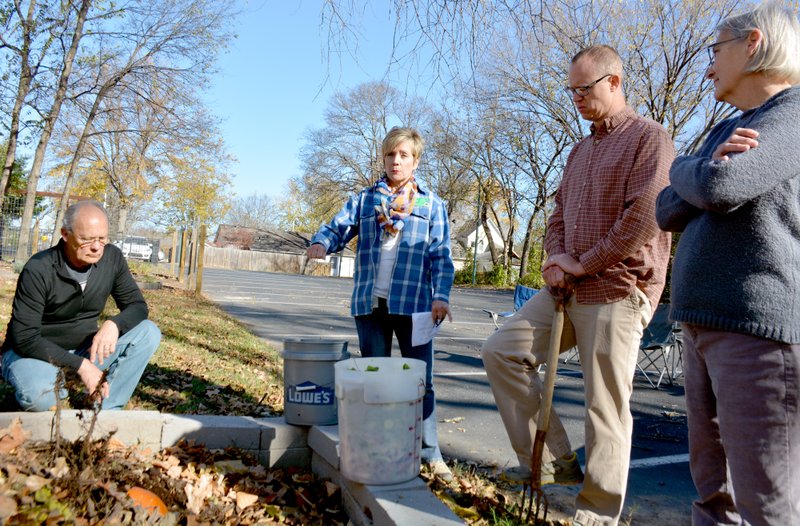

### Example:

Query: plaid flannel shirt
xmin=311 ymin=183 xmax=454 ymax=317
xmin=545 ymin=107 xmax=674 ymax=309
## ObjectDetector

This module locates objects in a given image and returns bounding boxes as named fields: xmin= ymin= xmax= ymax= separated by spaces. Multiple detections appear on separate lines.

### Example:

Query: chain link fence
xmin=1 ymin=193 xmax=60 ymax=262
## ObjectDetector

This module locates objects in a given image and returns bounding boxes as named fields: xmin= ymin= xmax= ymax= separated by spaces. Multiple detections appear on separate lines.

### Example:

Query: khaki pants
xmin=481 ymin=288 xmax=651 ymax=526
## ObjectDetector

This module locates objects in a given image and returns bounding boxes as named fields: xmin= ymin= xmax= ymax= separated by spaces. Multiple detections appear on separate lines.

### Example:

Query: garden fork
xmin=522 ymin=276 xmax=575 ymax=524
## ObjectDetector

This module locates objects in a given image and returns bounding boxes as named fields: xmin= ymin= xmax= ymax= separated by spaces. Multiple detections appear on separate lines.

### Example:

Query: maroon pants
xmin=683 ymin=324 xmax=800 ymax=525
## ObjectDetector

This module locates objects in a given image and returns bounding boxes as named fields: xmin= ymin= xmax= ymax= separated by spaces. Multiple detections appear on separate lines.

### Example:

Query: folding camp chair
xmin=669 ymin=325 xmax=684 ymax=381
xmin=636 ymin=304 xmax=682 ymax=389
xmin=482 ymin=284 xmax=538 ymax=329
xmin=482 ymin=284 xmax=580 ymax=367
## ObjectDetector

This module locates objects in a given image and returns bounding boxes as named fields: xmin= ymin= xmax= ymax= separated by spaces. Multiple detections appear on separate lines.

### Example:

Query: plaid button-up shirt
xmin=545 ymin=107 xmax=674 ymax=309
xmin=311 ymin=183 xmax=454 ymax=317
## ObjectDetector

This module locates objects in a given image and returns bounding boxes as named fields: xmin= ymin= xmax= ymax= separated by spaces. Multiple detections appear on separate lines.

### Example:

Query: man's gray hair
xmin=62 ymin=200 xmax=107 ymax=232
xmin=719 ymin=1 xmax=800 ymax=83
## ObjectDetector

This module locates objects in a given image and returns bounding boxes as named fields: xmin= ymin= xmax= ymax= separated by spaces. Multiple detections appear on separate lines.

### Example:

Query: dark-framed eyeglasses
xmin=76 ymin=236 xmax=109 ymax=248
xmin=704 ymin=36 xmax=744 ymax=65
xmin=563 ymin=74 xmax=612 ymax=97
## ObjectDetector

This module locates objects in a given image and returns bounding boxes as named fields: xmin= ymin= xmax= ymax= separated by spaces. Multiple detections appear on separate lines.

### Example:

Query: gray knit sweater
xmin=656 ymin=85 xmax=800 ymax=344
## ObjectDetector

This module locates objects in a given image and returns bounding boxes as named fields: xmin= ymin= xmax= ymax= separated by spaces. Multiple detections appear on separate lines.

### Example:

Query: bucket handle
xmin=344 ymin=356 xmax=362 ymax=372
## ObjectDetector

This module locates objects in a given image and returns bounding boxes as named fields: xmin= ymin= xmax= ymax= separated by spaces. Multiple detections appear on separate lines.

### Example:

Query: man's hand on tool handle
xmin=543 ymin=254 xmax=585 ymax=290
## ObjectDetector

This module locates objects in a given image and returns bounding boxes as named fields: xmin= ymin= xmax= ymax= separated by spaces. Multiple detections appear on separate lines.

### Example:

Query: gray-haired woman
xmin=656 ymin=2 xmax=800 ymax=524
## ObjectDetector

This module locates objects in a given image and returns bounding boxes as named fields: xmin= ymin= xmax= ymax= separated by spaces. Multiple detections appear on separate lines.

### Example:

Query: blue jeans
xmin=2 ymin=320 xmax=161 ymax=411
xmin=354 ymin=298 xmax=443 ymax=463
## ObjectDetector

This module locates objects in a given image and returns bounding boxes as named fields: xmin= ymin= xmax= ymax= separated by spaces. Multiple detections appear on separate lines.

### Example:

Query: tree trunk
xmin=15 ymin=0 xmax=91 ymax=262
xmin=0 ymin=0 xmax=37 ymax=208
xmin=52 ymin=80 xmax=118 ymax=242
xmin=116 ymin=206 xmax=129 ymax=241
xmin=519 ymin=211 xmax=537 ymax=280
xmin=480 ymin=200 xmax=498 ymax=266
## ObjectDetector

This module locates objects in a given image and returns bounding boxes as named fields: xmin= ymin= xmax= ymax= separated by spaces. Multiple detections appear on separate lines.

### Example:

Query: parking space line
xmin=629 ymin=454 xmax=689 ymax=469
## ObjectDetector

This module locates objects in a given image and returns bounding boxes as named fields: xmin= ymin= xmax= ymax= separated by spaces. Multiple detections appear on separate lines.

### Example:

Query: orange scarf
xmin=374 ymin=176 xmax=417 ymax=238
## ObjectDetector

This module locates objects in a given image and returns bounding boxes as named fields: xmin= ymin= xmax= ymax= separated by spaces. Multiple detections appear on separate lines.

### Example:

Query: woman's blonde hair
xmin=382 ymin=127 xmax=424 ymax=160
xmin=718 ymin=1 xmax=800 ymax=83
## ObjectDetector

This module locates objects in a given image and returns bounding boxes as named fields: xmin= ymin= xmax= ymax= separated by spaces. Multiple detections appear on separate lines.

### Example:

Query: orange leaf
xmin=127 ymin=487 xmax=168 ymax=516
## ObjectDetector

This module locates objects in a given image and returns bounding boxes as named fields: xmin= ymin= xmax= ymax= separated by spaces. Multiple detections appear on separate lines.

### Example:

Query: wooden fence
xmin=202 ymin=246 xmax=331 ymax=276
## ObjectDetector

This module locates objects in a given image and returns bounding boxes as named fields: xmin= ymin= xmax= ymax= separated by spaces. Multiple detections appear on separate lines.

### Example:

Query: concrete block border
xmin=0 ymin=411 xmax=463 ymax=525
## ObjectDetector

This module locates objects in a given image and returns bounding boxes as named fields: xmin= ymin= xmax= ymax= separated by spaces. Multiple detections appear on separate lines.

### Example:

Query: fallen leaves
xmin=235 ymin=491 xmax=259 ymax=509
xmin=421 ymin=460 xmax=573 ymax=526
xmin=0 ymin=494 xmax=18 ymax=520
xmin=0 ymin=418 xmax=348 ymax=525
xmin=0 ymin=418 xmax=27 ymax=454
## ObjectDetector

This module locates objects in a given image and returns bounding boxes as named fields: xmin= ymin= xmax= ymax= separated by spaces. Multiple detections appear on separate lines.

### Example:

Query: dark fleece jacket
xmin=2 ymin=241 xmax=148 ymax=369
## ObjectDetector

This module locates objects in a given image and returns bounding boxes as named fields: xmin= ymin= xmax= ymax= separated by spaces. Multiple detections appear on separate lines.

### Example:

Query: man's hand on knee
xmin=89 ymin=320 xmax=120 ymax=365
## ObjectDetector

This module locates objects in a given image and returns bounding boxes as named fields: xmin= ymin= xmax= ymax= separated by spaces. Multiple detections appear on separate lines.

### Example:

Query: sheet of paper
xmin=411 ymin=311 xmax=443 ymax=346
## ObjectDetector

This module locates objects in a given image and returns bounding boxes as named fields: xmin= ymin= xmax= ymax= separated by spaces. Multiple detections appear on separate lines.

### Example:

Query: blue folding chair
xmin=636 ymin=304 xmax=683 ymax=389
xmin=483 ymin=284 xmax=538 ymax=329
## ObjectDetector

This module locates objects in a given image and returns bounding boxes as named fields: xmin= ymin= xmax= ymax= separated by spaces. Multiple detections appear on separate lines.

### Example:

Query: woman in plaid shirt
xmin=307 ymin=126 xmax=455 ymax=481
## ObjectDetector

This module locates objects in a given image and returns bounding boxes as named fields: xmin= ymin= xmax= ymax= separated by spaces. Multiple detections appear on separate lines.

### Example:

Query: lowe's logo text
xmin=287 ymin=381 xmax=334 ymax=406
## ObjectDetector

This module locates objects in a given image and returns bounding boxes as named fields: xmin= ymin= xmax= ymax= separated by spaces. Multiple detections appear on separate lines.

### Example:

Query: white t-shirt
xmin=373 ymin=232 xmax=400 ymax=300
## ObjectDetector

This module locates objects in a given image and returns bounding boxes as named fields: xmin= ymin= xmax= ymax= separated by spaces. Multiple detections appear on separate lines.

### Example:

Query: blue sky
xmin=206 ymin=1 xmax=422 ymax=199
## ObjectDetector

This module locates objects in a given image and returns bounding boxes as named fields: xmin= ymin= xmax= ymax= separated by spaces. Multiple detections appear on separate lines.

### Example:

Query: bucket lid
xmin=334 ymin=357 xmax=426 ymax=403
xmin=282 ymin=338 xmax=349 ymax=361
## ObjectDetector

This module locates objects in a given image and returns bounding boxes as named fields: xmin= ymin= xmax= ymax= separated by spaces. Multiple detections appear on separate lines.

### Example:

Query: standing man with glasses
xmin=482 ymin=44 xmax=674 ymax=525
xmin=2 ymin=200 xmax=161 ymax=411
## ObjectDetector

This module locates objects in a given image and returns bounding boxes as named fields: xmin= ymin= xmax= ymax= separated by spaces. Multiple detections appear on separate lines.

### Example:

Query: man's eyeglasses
xmin=76 ymin=236 xmax=109 ymax=248
xmin=704 ymin=36 xmax=744 ymax=65
xmin=564 ymin=74 xmax=612 ymax=97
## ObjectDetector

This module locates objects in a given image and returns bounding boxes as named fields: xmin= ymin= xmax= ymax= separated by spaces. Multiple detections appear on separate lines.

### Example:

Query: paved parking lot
xmin=201 ymin=268 xmax=695 ymax=524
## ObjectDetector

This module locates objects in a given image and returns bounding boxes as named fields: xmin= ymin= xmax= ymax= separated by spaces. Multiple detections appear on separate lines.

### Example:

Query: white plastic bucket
xmin=282 ymin=338 xmax=349 ymax=426
xmin=334 ymin=357 xmax=426 ymax=485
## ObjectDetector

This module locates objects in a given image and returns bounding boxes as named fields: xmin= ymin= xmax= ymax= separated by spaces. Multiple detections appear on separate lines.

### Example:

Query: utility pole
xmin=472 ymin=185 xmax=480 ymax=286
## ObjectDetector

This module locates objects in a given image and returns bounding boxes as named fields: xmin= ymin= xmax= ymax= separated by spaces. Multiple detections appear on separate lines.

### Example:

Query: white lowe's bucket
xmin=334 ymin=357 xmax=426 ymax=485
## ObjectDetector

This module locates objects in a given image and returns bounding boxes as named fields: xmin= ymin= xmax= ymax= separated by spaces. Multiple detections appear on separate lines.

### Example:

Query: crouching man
xmin=2 ymin=200 xmax=160 ymax=411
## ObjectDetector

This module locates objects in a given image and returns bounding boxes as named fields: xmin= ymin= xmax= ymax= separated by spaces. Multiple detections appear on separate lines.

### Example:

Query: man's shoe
xmin=540 ymin=452 xmax=583 ymax=485
xmin=427 ymin=460 xmax=453 ymax=482
xmin=499 ymin=465 xmax=532 ymax=483
xmin=499 ymin=452 xmax=583 ymax=486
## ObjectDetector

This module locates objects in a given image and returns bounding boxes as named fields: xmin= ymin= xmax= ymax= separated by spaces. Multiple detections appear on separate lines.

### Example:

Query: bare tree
xmin=13 ymin=0 xmax=91 ymax=261
xmin=224 ymin=194 xmax=277 ymax=231
xmin=294 ymin=81 xmax=432 ymax=224
xmin=0 ymin=0 xmax=65 ymax=207
xmin=418 ymin=109 xmax=475 ymax=218
xmin=48 ymin=0 xmax=236 ymax=241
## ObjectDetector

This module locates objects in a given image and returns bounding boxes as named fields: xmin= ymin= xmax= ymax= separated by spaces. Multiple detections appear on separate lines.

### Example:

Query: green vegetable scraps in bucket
xmin=354 ymin=363 xmax=411 ymax=372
